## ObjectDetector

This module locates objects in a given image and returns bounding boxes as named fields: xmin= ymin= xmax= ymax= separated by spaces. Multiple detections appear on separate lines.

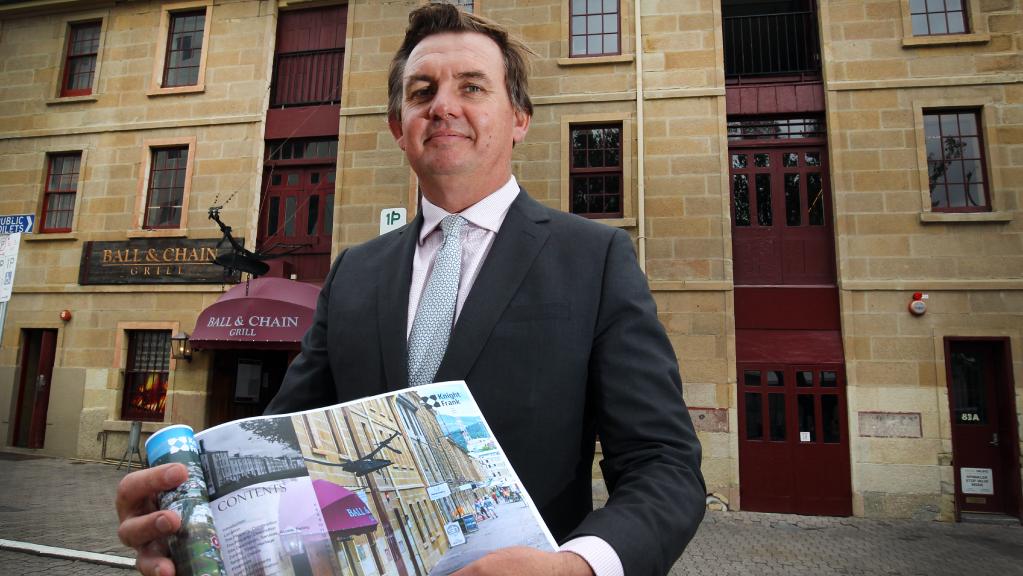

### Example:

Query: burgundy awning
xmin=312 ymin=479 xmax=379 ymax=536
xmin=190 ymin=277 xmax=320 ymax=350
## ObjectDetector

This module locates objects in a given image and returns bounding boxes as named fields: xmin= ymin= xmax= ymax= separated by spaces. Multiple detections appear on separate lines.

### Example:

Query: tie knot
xmin=440 ymin=214 xmax=467 ymax=239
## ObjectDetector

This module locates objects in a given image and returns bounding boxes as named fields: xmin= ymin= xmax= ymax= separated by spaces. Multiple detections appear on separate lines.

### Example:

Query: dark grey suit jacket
xmin=266 ymin=190 xmax=705 ymax=575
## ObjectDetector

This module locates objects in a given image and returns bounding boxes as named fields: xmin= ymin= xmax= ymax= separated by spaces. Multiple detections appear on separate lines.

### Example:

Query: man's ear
xmin=512 ymin=109 xmax=531 ymax=145
xmin=388 ymin=113 xmax=405 ymax=150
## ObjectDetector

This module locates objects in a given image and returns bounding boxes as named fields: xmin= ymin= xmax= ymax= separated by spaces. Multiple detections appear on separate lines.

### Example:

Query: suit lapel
xmin=435 ymin=191 xmax=550 ymax=382
xmin=379 ymin=212 xmax=421 ymax=392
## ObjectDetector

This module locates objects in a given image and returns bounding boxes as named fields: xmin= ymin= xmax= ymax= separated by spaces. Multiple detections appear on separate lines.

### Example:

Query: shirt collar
xmin=418 ymin=176 xmax=519 ymax=244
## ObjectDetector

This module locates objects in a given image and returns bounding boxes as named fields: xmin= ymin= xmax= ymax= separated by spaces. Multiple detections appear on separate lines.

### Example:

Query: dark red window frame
xmin=570 ymin=123 xmax=623 ymax=219
xmin=121 ymin=330 xmax=170 ymax=422
xmin=570 ymin=0 xmax=621 ymax=57
xmin=61 ymin=21 xmax=101 ymax=97
xmin=163 ymin=9 xmax=206 ymax=88
xmin=909 ymin=0 xmax=969 ymax=36
xmin=924 ymin=109 xmax=990 ymax=212
xmin=144 ymin=146 xmax=189 ymax=229
xmin=41 ymin=152 xmax=81 ymax=233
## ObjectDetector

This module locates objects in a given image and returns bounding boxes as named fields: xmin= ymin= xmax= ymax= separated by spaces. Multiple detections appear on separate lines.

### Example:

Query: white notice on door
xmin=799 ymin=431 xmax=811 ymax=442
xmin=961 ymin=467 xmax=994 ymax=495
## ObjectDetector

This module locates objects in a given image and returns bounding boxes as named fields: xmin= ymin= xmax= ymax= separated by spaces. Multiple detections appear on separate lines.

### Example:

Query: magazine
xmin=146 ymin=381 xmax=557 ymax=576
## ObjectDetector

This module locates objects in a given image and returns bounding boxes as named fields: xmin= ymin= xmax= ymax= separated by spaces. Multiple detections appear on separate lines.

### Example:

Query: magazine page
xmin=194 ymin=381 xmax=557 ymax=576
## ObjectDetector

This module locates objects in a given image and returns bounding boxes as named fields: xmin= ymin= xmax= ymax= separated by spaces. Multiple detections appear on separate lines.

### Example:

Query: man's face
xmin=388 ymin=32 xmax=530 ymax=200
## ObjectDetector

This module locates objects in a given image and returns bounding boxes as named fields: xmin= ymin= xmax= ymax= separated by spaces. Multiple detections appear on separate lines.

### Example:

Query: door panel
xmin=948 ymin=340 xmax=1020 ymax=517
xmin=738 ymin=363 xmax=852 ymax=515
xmin=730 ymin=146 xmax=834 ymax=286
xmin=258 ymin=165 xmax=335 ymax=282
xmin=12 ymin=329 xmax=58 ymax=449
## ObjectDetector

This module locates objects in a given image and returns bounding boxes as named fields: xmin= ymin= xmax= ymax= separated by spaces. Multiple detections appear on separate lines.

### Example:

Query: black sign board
xmin=79 ymin=238 xmax=243 ymax=285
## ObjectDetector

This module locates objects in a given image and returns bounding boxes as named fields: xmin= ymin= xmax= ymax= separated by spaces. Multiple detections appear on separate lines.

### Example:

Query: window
xmin=910 ymin=0 xmax=968 ymax=36
xmin=144 ymin=146 xmax=189 ymax=229
xmin=924 ymin=109 xmax=989 ymax=212
xmin=121 ymin=330 xmax=171 ymax=421
xmin=163 ymin=9 xmax=206 ymax=87
xmin=61 ymin=21 xmax=101 ymax=96
xmin=570 ymin=0 xmax=620 ymax=57
xmin=41 ymin=153 xmax=81 ymax=233
xmin=569 ymin=123 xmax=623 ymax=218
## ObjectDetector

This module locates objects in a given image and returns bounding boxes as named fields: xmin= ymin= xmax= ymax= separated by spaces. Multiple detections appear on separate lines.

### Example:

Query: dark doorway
xmin=12 ymin=329 xmax=58 ymax=449
xmin=206 ymin=350 xmax=291 ymax=427
xmin=946 ymin=338 xmax=1021 ymax=519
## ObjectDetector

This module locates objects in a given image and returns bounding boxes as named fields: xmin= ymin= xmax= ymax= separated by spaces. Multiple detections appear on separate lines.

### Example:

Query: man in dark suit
xmin=117 ymin=5 xmax=703 ymax=576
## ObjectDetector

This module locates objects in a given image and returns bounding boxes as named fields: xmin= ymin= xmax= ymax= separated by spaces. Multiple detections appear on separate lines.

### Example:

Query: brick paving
xmin=1 ymin=451 xmax=1021 ymax=575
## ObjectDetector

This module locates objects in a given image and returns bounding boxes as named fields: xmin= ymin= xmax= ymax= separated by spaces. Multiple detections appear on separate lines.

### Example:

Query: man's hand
xmin=115 ymin=463 xmax=187 ymax=576
xmin=453 ymin=547 xmax=595 ymax=576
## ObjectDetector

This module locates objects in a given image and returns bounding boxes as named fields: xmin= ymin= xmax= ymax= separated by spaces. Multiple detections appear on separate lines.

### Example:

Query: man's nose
xmin=429 ymin=86 xmax=460 ymax=119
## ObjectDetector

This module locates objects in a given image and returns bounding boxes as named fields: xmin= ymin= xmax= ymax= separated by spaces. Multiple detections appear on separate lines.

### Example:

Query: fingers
xmin=135 ymin=538 xmax=177 ymax=576
xmin=116 ymin=464 xmax=187 ymax=521
xmin=117 ymin=508 xmax=180 ymax=550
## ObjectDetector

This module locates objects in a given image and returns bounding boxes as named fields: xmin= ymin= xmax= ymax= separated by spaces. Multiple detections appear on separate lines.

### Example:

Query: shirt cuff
xmin=559 ymin=535 xmax=624 ymax=576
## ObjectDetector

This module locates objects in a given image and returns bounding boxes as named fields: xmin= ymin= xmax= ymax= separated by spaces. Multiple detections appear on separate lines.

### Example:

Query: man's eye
xmin=410 ymin=87 xmax=433 ymax=99
xmin=465 ymin=85 xmax=483 ymax=93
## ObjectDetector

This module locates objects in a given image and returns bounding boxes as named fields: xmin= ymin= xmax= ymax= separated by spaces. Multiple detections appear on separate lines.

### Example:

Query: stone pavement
xmin=1 ymin=451 xmax=1021 ymax=575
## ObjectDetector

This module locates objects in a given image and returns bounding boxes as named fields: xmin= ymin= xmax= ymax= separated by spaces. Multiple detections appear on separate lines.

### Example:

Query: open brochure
xmin=148 ymin=381 xmax=557 ymax=576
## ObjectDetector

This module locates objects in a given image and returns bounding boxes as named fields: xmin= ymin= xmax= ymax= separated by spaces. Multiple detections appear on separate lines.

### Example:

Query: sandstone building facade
xmin=0 ymin=0 xmax=1020 ymax=523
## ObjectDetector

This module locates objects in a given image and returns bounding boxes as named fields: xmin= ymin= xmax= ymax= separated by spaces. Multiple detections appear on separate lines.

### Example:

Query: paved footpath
xmin=1 ymin=451 xmax=1021 ymax=575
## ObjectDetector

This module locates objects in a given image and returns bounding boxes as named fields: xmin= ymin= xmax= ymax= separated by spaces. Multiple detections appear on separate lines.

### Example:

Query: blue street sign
xmin=0 ymin=214 xmax=34 ymax=235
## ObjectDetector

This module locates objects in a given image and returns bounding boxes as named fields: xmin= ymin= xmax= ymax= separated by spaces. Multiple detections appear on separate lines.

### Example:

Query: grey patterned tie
xmin=408 ymin=214 xmax=467 ymax=387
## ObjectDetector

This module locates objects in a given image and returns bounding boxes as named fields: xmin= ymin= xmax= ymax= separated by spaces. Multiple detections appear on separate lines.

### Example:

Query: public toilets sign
xmin=0 ymin=214 xmax=34 ymax=235
xmin=0 ymin=215 xmax=33 ymax=303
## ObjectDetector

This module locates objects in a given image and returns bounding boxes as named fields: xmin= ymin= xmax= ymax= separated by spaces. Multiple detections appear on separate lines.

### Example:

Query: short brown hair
xmin=387 ymin=4 xmax=534 ymax=121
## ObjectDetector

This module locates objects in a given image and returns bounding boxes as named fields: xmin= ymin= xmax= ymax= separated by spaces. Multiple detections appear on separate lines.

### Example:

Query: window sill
xmin=919 ymin=211 xmax=1012 ymax=223
xmin=45 ymin=95 xmax=99 ymax=106
xmin=902 ymin=32 xmax=990 ymax=48
xmin=146 ymin=84 xmax=205 ymax=97
xmin=24 ymin=232 xmax=78 ymax=242
xmin=126 ymin=228 xmax=189 ymax=238
xmin=557 ymin=54 xmax=634 ymax=67
xmin=587 ymin=217 xmax=636 ymax=228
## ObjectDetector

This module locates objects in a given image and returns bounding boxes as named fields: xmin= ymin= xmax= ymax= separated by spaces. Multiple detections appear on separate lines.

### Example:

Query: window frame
xmin=908 ymin=0 xmax=970 ymax=36
xmin=568 ymin=0 xmax=622 ymax=58
xmin=561 ymin=112 xmax=634 ymax=226
xmin=133 ymin=137 xmax=196 ymax=236
xmin=40 ymin=152 xmax=83 ymax=234
xmin=114 ymin=322 xmax=180 ymax=423
xmin=922 ymin=108 xmax=990 ymax=213
xmin=48 ymin=13 xmax=109 ymax=103
xmin=60 ymin=20 xmax=102 ymax=97
xmin=559 ymin=0 xmax=633 ymax=66
xmin=148 ymin=0 xmax=213 ymax=96
xmin=912 ymin=100 xmax=1010 ymax=223
xmin=900 ymin=0 xmax=989 ymax=47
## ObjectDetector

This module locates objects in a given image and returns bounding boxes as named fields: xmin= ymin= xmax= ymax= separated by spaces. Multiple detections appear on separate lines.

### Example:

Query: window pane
xmin=951 ymin=350 xmax=986 ymax=424
xmin=807 ymin=173 xmax=824 ymax=225
xmin=744 ymin=370 xmax=760 ymax=387
xmin=731 ymin=154 xmax=747 ymax=169
xmin=769 ymin=393 xmax=786 ymax=441
xmin=271 ymin=173 xmax=282 ymax=186
xmin=572 ymin=36 xmax=586 ymax=55
xmin=911 ymin=14 xmax=929 ymax=34
xmin=307 ymin=195 xmax=319 ymax=235
xmin=820 ymin=371 xmax=837 ymax=387
xmin=822 ymin=395 xmax=841 ymax=443
xmin=287 ymin=173 xmax=299 ymax=185
xmin=733 ymin=174 xmax=750 ymax=226
xmin=324 ymin=193 xmax=334 ymax=236
xmin=588 ymin=14 xmax=602 ymax=34
xmin=947 ymin=11 xmax=965 ymax=33
xmin=603 ymin=34 xmax=618 ymax=54
xmin=910 ymin=0 xmax=926 ymax=13
xmin=604 ymin=14 xmax=618 ymax=33
xmin=603 ymin=0 xmax=616 ymax=11
xmin=755 ymin=173 xmax=772 ymax=226
xmin=754 ymin=153 xmax=770 ymax=168
xmin=767 ymin=370 xmax=784 ymax=387
xmin=745 ymin=393 xmax=763 ymax=440
xmin=926 ymin=0 xmax=944 ymax=10
xmin=798 ymin=395 xmax=816 ymax=442
xmin=587 ymin=0 xmax=601 ymax=12
xmin=310 ymin=172 xmax=320 ymax=184
xmin=284 ymin=197 xmax=296 ymax=236
xmin=797 ymin=371 xmax=813 ymax=387
xmin=587 ymin=35 xmax=602 ymax=55
xmin=785 ymin=173 xmax=801 ymax=226
xmin=783 ymin=152 xmax=798 ymax=167
xmin=928 ymin=13 xmax=947 ymax=34
xmin=572 ymin=0 xmax=586 ymax=14
xmin=805 ymin=152 xmax=821 ymax=166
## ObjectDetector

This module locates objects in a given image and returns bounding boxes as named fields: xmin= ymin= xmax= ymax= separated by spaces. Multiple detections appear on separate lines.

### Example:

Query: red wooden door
xmin=729 ymin=146 xmax=833 ymax=286
xmin=258 ymin=165 xmax=335 ymax=282
xmin=947 ymin=340 xmax=1021 ymax=517
xmin=272 ymin=5 xmax=347 ymax=107
xmin=12 ymin=329 xmax=57 ymax=449
xmin=738 ymin=363 xmax=852 ymax=515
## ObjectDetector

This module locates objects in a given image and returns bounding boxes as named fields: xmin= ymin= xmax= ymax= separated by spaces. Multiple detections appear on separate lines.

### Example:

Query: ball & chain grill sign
xmin=79 ymin=238 xmax=242 ymax=284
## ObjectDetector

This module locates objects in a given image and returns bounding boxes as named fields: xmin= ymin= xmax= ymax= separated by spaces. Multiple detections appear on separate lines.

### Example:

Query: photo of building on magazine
xmin=194 ymin=381 xmax=556 ymax=576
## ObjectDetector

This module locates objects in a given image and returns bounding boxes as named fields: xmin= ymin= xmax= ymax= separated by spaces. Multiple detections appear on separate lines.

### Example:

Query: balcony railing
xmin=723 ymin=11 xmax=820 ymax=79
xmin=270 ymin=47 xmax=344 ymax=108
